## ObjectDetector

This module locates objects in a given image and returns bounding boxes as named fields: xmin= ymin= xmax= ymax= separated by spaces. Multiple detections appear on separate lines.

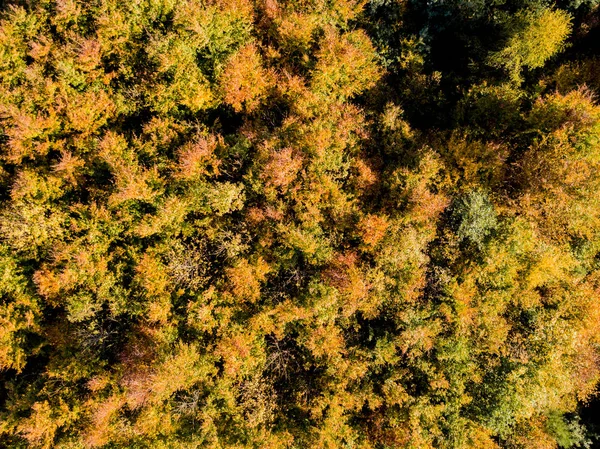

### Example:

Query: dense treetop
xmin=1 ymin=0 xmax=600 ymax=448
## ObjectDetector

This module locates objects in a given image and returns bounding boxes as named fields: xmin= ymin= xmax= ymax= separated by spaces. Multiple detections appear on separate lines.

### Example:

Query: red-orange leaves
xmin=358 ymin=214 xmax=389 ymax=249
xmin=351 ymin=157 xmax=379 ymax=192
xmin=220 ymin=43 xmax=273 ymax=113
xmin=176 ymin=134 xmax=222 ymax=180
xmin=0 ymin=106 xmax=62 ymax=163
xmin=216 ymin=330 xmax=259 ymax=377
xmin=77 ymin=39 xmax=102 ymax=72
xmin=19 ymin=399 xmax=78 ymax=449
xmin=32 ymin=265 xmax=58 ymax=296
xmin=261 ymin=146 xmax=304 ymax=193
xmin=53 ymin=151 xmax=85 ymax=186
xmin=84 ymin=395 xmax=127 ymax=448
xmin=324 ymin=252 xmax=374 ymax=317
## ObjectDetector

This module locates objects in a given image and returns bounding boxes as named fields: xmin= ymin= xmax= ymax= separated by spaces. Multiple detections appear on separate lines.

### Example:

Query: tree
xmin=489 ymin=8 xmax=572 ymax=82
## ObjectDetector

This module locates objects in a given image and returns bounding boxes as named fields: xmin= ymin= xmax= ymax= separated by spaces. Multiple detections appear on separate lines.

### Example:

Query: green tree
xmin=489 ymin=8 xmax=572 ymax=82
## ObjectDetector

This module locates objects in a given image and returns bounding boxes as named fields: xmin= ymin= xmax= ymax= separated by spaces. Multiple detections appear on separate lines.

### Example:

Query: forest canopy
xmin=1 ymin=0 xmax=600 ymax=448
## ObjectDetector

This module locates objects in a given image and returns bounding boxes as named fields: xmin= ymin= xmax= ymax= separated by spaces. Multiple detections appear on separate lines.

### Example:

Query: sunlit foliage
xmin=0 ymin=0 xmax=599 ymax=448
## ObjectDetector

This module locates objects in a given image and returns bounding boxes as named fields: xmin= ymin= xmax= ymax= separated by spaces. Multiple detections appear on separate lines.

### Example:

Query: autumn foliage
xmin=1 ymin=0 xmax=600 ymax=448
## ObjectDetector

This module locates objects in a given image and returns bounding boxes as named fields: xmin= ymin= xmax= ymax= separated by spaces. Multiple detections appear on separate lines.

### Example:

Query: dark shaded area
xmin=580 ymin=396 xmax=600 ymax=448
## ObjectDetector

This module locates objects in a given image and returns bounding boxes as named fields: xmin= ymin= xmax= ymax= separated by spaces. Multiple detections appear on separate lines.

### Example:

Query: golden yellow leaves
xmin=0 ymin=295 xmax=38 ymax=372
xmin=18 ymin=400 xmax=77 ymax=449
xmin=0 ymin=173 xmax=69 ymax=258
xmin=135 ymin=252 xmax=172 ymax=324
xmin=279 ymin=223 xmax=334 ymax=264
xmin=519 ymin=89 xmax=600 ymax=241
xmin=220 ymin=43 xmax=275 ymax=113
xmin=226 ymin=257 xmax=270 ymax=303
xmin=187 ymin=287 xmax=224 ymax=334
xmin=508 ymin=418 xmax=559 ymax=449
xmin=99 ymin=132 xmax=162 ymax=206
xmin=311 ymin=28 xmax=380 ymax=101
xmin=0 ymin=1 xmax=383 ymax=448
xmin=277 ymin=11 xmax=320 ymax=54
xmin=175 ymin=0 xmax=253 ymax=42
xmin=260 ymin=0 xmax=366 ymax=40
xmin=489 ymin=8 xmax=572 ymax=82
xmin=462 ymin=425 xmax=501 ymax=449
xmin=63 ymin=89 xmax=116 ymax=136
xmin=134 ymin=196 xmax=190 ymax=238
xmin=441 ymin=134 xmax=509 ymax=191
xmin=149 ymin=343 xmax=216 ymax=404
xmin=303 ymin=323 xmax=345 ymax=359
xmin=552 ymin=57 xmax=600 ymax=95
xmin=146 ymin=34 xmax=216 ymax=114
